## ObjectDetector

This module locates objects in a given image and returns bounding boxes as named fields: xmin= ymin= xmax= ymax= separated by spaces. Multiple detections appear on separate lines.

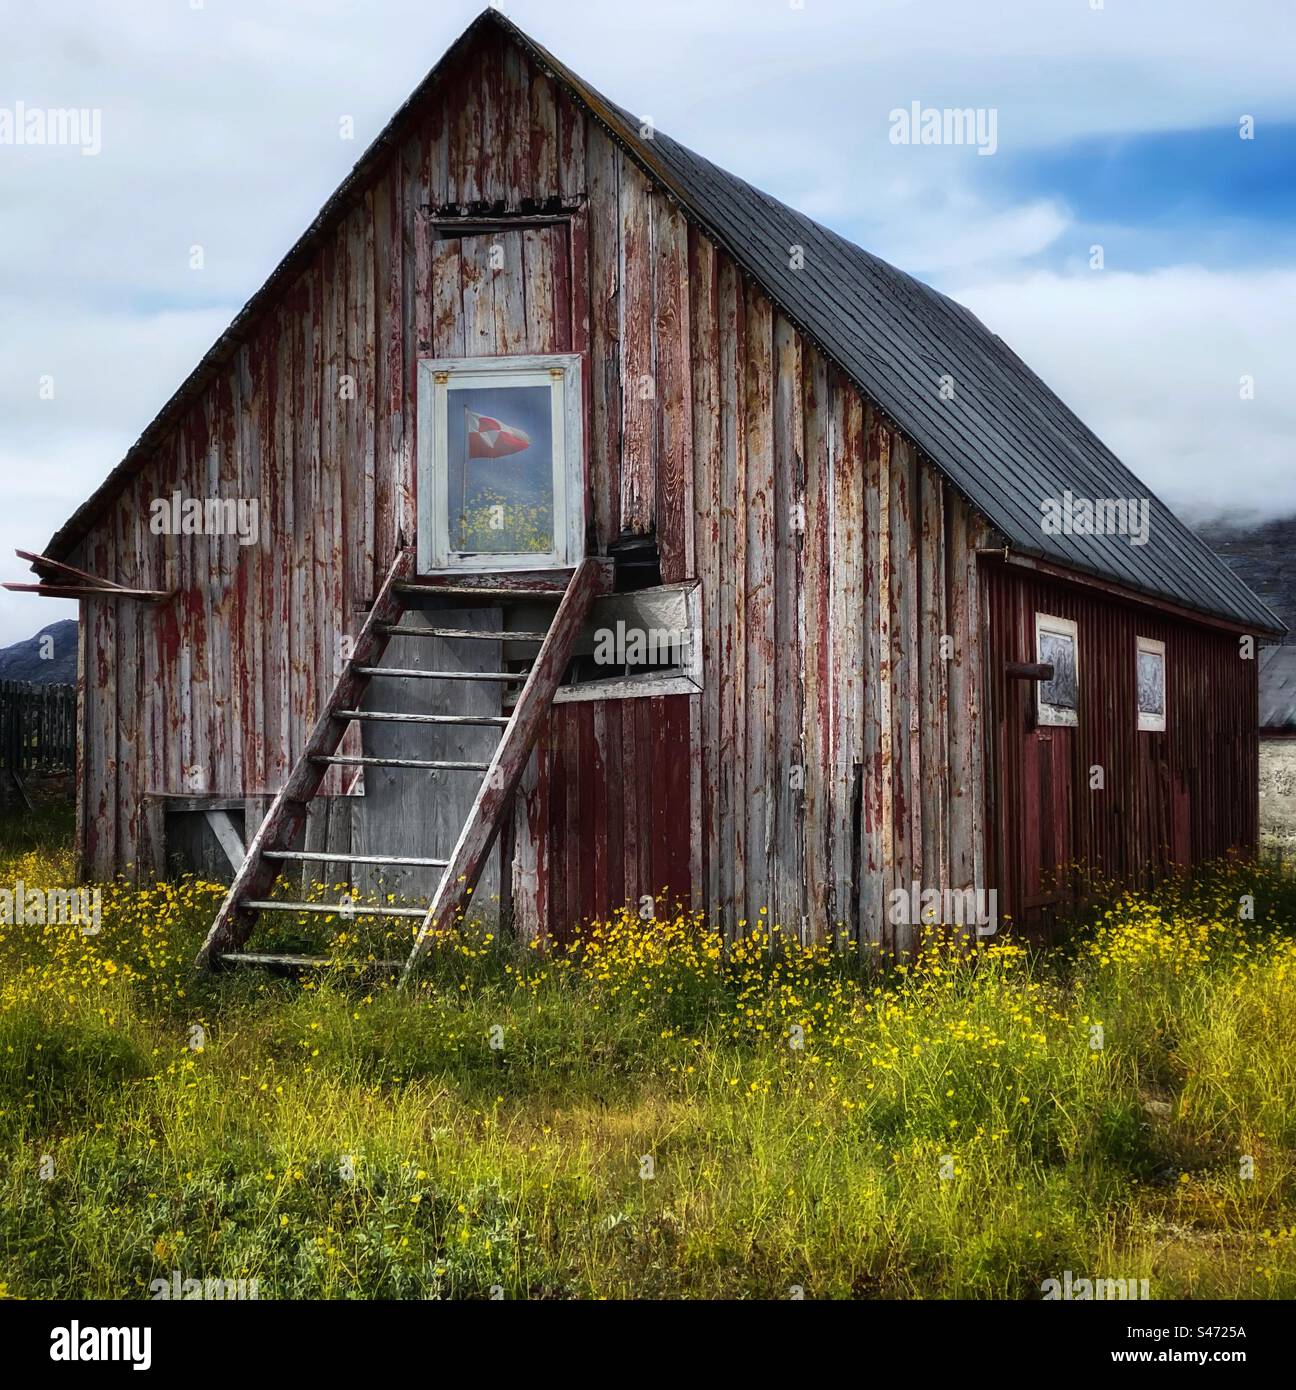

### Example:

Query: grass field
xmin=1 ymin=801 xmax=1294 ymax=1300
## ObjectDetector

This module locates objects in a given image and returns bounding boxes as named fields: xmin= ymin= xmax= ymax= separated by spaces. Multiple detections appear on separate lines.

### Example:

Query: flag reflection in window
xmin=447 ymin=384 xmax=554 ymax=554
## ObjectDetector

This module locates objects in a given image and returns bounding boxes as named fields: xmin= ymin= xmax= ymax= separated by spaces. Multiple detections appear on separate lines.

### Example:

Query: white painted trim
xmin=681 ymin=580 xmax=704 ymax=688
xmin=554 ymin=671 xmax=702 ymax=704
xmin=1035 ymin=611 xmax=1079 ymax=728
xmin=416 ymin=354 xmax=584 ymax=573
xmin=1136 ymin=635 xmax=1167 ymax=732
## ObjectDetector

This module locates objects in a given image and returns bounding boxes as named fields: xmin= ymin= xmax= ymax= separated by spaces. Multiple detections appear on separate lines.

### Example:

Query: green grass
xmin=0 ymin=796 xmax=74 ymax=860
xmin=0 ymin=809 xmax=1294 ymax=1300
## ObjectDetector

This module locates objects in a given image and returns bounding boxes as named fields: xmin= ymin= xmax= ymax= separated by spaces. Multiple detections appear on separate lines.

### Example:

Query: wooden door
xmin=351 ymin=608 xmax=503 ymax=912
xmin=1020 ymin=726 xmax=1073 ymax=920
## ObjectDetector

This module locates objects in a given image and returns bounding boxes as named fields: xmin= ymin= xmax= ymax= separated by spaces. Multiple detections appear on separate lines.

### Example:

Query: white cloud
xmin=954 ymin=265 xmax=1296 ymax=521
xmin=0 ymin=306 xmax=232 ymax=645
xmin=864 ymin=195 xmax=1072 ymax=277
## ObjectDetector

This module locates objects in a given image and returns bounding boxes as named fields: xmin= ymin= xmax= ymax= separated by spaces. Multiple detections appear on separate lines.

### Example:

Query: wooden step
xmin=311 ymin=754 xmax=490 ymax=771
xmin=243 ymin=899 xmax=428 ymax=919
xmin=378 ymin=625 xmax=549 ymax=641
xmin=395 ymin=582 xmax=564 ymax=600
xmin=264 ymin=849 xmax=449 ymax=868
xmin=352 ymin=666 xmax=526 ymax=682
xmin=335 ymin=709 xmax=508 ymax=727
xmin=221 ymin=952 xmax=402 ymax=971
xmin=399 ymin=572 xmax=571 ymax=593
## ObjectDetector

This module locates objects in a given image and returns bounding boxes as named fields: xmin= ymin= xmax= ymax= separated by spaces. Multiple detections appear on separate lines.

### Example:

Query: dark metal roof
xmin=1259 ymin=645 xmax=1296 ymax=731
xmin=40 ymin=10 xmax=1285 ymax=636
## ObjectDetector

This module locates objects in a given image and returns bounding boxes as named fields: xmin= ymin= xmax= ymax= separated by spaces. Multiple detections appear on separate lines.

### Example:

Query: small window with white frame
xmin=416 ymin=354 xmax=584 ymax=573
xmin=1136 ymin=636 xmax=1166 ymax=731
xmin=1035 ymin=612 xmax=1079 ymax=727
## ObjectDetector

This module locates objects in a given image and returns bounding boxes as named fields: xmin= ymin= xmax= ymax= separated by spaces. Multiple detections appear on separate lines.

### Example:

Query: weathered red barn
xmin=22 ymin=11 xmax=1283 ymax=969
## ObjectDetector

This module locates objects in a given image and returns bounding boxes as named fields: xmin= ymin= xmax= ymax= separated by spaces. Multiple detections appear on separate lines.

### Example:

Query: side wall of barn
xmin=983 ymin=562 xmax=1260 ymax=931
xmin=70 ymin=29 xmax=990 ymax=947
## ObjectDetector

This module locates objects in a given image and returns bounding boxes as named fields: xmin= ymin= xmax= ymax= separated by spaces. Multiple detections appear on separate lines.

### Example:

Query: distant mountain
xmin=1199 ymin=516 xmax=1296 ymax=732
xmin=1197 ymin=516 xmax=1296 ymax=643
xmin=0 ymin=619 xmax=78 ymax=684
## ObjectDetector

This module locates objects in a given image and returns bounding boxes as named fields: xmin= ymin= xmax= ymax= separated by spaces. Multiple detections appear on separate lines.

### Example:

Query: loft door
xmin=416 ymin=225 xmax=583 ymax=573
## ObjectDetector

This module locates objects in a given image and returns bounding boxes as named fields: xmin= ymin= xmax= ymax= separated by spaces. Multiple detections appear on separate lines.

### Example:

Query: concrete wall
xmin=1260 ymin=737 xmax=1296 ymax=857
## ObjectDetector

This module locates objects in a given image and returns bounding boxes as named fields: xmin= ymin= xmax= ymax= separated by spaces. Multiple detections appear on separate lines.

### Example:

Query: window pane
xmin=1137 ymin=648 xmax=1165 ymax=716
xmin=1039 ymin=631 xmax=1078 ymax=709
xmin=447 ymin=384 xmax=554 ymax=554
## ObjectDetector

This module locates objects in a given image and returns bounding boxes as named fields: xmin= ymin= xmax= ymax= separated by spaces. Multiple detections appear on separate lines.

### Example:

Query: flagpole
xmin=460 ymin=405 xmax=470 ymax=551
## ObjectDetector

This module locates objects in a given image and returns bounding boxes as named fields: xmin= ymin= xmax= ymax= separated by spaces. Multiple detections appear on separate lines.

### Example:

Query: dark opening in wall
xmin=608 ymin=535 xmax=661 ymax=593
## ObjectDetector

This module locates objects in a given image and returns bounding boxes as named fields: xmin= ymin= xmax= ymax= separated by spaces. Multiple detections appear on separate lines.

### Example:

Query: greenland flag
xmin=465 ymin=407 xmax=530 ymax=459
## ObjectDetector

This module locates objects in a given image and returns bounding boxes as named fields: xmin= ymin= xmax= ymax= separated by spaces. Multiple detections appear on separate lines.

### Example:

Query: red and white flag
xmin=465 ymin=407 xmax=530 ymax=459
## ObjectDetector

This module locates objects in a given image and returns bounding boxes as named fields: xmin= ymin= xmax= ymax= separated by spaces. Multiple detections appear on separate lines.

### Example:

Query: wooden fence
xmin=0 ymin=681 xmax=77 ymax=775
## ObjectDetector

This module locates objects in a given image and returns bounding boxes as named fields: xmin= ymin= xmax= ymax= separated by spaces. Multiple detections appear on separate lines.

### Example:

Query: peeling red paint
xmin=984 ymin=563 xmax=1258 ymax=936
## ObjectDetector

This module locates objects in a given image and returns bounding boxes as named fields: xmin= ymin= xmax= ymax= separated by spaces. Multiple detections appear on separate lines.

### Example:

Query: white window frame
xmin=1035 ymin=612 xmax=1079 ymax=727
xmin=1136 ymin=635 xmax=1167 ymax=732
xmin=416 ymin=354 xmax=584 ymax=573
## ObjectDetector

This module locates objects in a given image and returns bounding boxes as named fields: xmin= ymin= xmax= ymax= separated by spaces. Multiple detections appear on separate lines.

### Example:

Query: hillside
xmin=0 ymin=619 xmax=78 ymax=684
xmin=1199 ymin=516 xmax=1296 ymax=734
xmin=1198 ymin=515 xmax=1296 ymax=642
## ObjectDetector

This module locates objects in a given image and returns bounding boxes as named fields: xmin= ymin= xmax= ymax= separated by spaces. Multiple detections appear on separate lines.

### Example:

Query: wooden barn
xmin=17 ymin=11 xmax=1283 ymax=972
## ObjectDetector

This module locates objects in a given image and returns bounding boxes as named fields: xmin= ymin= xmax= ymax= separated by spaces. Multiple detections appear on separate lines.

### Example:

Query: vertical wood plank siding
xmin=73 ymin=30 xmax=991 ymax=946
xmin=983 ymin=563 xmax=1259 ymax=933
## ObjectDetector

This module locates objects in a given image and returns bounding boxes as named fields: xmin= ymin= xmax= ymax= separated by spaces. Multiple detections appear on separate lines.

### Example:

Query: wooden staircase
xmin=195 ymin=548 xmax=611 ymax=983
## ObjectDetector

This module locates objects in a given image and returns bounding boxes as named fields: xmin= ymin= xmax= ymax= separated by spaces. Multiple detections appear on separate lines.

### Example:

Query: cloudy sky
xmin=1 ymin=0 xmax=1293 ymax=646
